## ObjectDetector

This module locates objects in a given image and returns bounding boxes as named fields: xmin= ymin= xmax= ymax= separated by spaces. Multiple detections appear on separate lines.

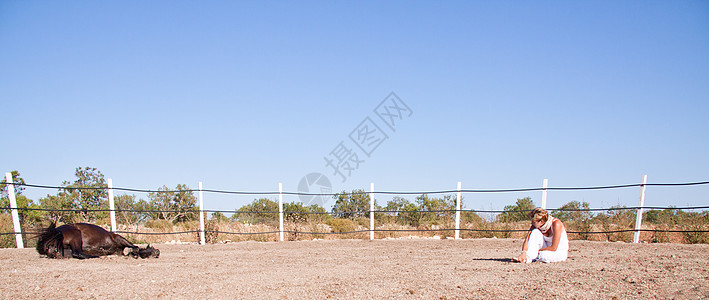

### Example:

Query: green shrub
xmin=326 ymin=218 xmax=358 ymax=233
xmin=682 ymin=212 xmax=709 ymax=244
xmin=497 ymin=197 xmax=535 ymax=222
xmin=145 ymin=219 xmax=173 ymax=231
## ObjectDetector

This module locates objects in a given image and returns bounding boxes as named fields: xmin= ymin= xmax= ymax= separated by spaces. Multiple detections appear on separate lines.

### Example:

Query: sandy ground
xmin=1 ymin=238 xmax=708 ymax=299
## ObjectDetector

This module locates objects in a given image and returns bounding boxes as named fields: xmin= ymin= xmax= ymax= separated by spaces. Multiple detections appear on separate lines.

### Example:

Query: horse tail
xmin=35 ymin=223 xmax=63 ymax=258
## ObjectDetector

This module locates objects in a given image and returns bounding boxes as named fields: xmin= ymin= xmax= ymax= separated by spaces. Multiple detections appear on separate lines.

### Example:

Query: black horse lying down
xmin=36 ymin=223 xmax=159 ymax=259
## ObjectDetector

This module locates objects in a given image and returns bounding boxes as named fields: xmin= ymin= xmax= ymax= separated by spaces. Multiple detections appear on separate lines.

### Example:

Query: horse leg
xmin=69 ymin=240 xmax=97 ymax=259
xmin=71 ymin=245 xmax=99 ymax=259
xmin=49 ymin=232 xmax=63 ymax=258
xmin=63 ymin=228 xmax=98 ymax=259
xmin=111 ymin=233 xmax=138 ymax=255
xmin=55 ymin=237 xmax=65 ymax=258
xmin=49 ymin=232 xmax=67 ymax=258
xmin=113 ymin=234 xmax=137 ymax=249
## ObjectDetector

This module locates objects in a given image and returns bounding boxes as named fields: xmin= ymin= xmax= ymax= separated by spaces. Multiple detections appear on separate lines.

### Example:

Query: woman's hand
xmin=517 ymin=251 xmax=527 ymax=263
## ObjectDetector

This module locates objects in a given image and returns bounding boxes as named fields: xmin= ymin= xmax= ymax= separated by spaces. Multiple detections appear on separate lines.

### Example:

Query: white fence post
xmin=633 ymin=175 xmax=648 ymax=243
xmin=370 ymin=182 xmax=375 ymax=240
xmin=455 ymin=181 xmax=461 ymax=240
xmin=5 ymin=173 xmax=23 ymax=248
xmin=199 ymin=181 xmax=205 ymax=245
xmin=279 ymin=182 xmax=284 ymax=242
xmin=541 ymin=178 xmax=548 ymax=209
xmin=108 ymin=178 xmax=116 ymax=232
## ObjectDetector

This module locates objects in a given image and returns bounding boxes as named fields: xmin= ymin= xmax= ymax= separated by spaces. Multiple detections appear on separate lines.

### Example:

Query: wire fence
xmin=2 ymin=180 xmax=709 ymax=242
xmin=3 ymin=227 xmax=709 ymax=237
xmin=13 ymin=180 xmax=709 ymax=195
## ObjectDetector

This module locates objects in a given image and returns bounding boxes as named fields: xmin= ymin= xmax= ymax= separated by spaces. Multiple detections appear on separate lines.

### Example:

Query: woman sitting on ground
xmin=516 ymin=207 xmax=569 ymax=263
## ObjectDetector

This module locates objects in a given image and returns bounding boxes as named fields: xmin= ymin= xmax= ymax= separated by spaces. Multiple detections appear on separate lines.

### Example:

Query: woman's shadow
xmin=470 ymin=258 xmax=517 ymax=263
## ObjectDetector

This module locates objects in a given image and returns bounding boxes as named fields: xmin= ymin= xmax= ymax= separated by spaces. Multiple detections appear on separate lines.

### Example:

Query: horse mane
xmin=35 ymin=222 xmax=63 ymax=257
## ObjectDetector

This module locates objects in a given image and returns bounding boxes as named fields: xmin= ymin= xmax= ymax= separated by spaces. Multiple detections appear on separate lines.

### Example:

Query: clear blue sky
xmin=2 ymin=1 xmax=708 ymax=213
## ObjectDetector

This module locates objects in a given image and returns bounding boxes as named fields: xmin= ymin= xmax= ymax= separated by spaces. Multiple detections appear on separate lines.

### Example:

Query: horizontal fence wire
xmin=4 ymin=206 xmax=709 ymax=215
xmin=4 ymin=228 xmax=709 ymax=237
xmin=6 ymin=180 xmax=709 ymax=196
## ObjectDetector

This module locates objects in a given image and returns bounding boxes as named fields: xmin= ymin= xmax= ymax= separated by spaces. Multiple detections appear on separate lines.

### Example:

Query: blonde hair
xmin=529 ymin=207 xmax=549 ymax=223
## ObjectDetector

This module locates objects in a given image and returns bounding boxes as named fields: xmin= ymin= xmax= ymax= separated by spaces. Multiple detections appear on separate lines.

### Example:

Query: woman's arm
xmin=517 ymin=225 xmax=534 ymax=262
xmin=540 ymin=220 xmax=564 ymax=251
xmin=520 ymin=225 xmax=534 ymax=251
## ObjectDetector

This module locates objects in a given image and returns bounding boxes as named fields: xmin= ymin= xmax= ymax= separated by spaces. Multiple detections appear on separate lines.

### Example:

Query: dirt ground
xmin=1 ymin=238 xmax=708 ymax=299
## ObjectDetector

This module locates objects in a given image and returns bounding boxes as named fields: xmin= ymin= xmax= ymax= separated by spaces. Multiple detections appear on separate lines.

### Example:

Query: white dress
xmin=525 ymin=221 xmax=569 ymax=263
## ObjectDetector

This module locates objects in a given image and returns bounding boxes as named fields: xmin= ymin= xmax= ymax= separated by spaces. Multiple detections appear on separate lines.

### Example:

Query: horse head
xmin=36 ymin=223 xmax=68 ymax=258
xmin=130 ymin=244 xmax=160 ymax=259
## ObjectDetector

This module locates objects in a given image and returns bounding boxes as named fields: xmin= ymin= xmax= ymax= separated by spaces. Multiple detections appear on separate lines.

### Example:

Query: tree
xmin=384 ymin=196 xmax=421 ymax=225
xmin=232 ymin=198 xmax=279 ymax=225
xmin=552 ymin=201 xmax=592 ymax=223
xmin=1 ymin=171 xmax=42 ymax=225
xmin=35 ymin=167 xmax=108 ymax=224
xmin=283 ymin=202 xmax=309 ymax=223
xmin=599 ymin=206 xmax=636 ymax=227
xmin=39 ymin=192 xmax=77 ymax=224
xmin=147 ymin=186 xmax=172 ymax=221
xmin=231 ymin=199 xmax=329 ymax=225
xmin=593 ymin=205 xmax=636 ymax=242
xmin=400 ymin=201 xmax=423 ymax=226
xmin=416 ymin=194 xmax=457 ymax=224
xmin=643 ymin=207 xmax=686 ymax=226
xmin=553 ymin=201 xmax=593 ymax=240
xmin=332 ymin=190 xmax=371 ymax=219
xmin=171 ymin=184 xmax=198 ymax=222
xmin=384 ymin=196 xmax=409 ymax=217
xmin=0 ymin=194 xmax=43 ymax=225
xmin=114 ymin=194 xmax=151 ymax=227
xmin=210 ymin=212 xmax=229 ymax=223
xmin=497 ymin=197 xmax=535 ymax=222
xmin=62 ymin=167 xmax=109 ymax=222
xmin=284 ymin=202 xmax=330 ymax=223
xmin=0 ymin=170 xmax=26 ymax=198
xmin=306 ymin=204 xmax=330 ymax=223
xmin=147 ymin=184 xmax=197 ymax=223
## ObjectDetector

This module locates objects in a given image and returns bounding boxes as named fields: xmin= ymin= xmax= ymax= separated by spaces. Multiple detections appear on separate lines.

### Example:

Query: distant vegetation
xmin=1 ymin=167 xmax=708 ymax=247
